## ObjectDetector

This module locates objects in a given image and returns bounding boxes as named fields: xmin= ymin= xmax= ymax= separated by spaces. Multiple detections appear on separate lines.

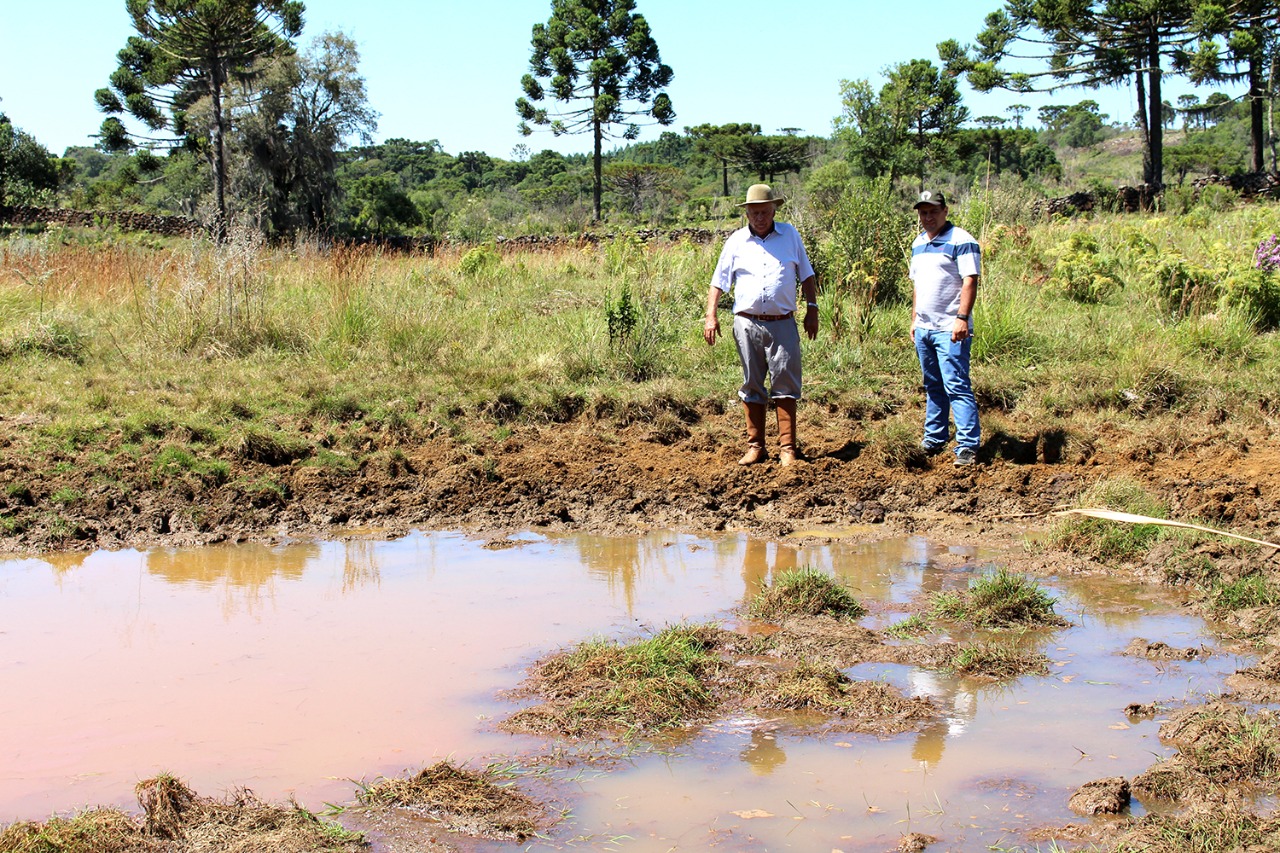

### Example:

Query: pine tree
xmin=95 ymin=0 xmax=304 ymax=238
xmin=516 ymin=0 xmax=675 ymax=222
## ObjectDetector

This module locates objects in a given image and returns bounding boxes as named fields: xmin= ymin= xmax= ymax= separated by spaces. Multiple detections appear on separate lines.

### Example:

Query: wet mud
xmin=4 ymin=410 xmax=1280 ymax=851
xmin=3 ymin=408 xmax=1280 ymax=557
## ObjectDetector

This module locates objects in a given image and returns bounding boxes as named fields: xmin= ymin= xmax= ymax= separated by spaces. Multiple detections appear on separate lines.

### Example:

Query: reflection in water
xmin=146 ymin=542 xmax=317 ymax=586
xmin=908 ymin=669 xmax=977 ymax=768
xmin=341 ymin=540 xmax=381 ymax=593
xmin=739 ymin=539 xmax=798 ymax=605
xmin=0 ymin=531 xmax=1252 ymax=853
xmin=146 ymin=542 xmax=320 ymax=618
xmin=741 ymin=730 xmax=787 ymax=776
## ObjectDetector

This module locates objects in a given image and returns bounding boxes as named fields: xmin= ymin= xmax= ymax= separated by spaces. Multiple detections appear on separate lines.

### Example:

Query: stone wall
xmin=1036 ymin=172 xmax=1280 ymax=219
xmin=0 ymin=205 xmax=203 ymax=236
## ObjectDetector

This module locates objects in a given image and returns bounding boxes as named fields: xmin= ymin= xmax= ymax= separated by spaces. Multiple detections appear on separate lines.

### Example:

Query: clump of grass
xmin=1 ymin=316 xmax=90 ymax=363
xmin=1211 ymin=574 xmax=1280 ymax=613
xmin=152 ymin=445 xmax=230 ymax=485
xmin=229 ymin=426 xmax=310 ymax=466
xmin=0 ymin=809 xmax=147 ymax=853
xmin=358 ymin=760 xmax=542 ymax=842
xmin=1047 ymin=477 xmax=1168 ymax=562
xmin=502 ymin=624 xmax=724 ymax=737
xmin=136 ymin=773 xmax=198 ymax=839
xmin=1160 ymin=703 xmax=1280 ymax=782
xmin=47 ymin=486 xmax=84 ymax=505
xmin=949 ymin=642 xmax=1051 ymax=679
xmin=866 ymin=418 xmax=927 ymax=469
xmin=1131 ymin=761 xmax=1196 ymax=802
xmin=0 ymin=774 xmax=363 ymax=853
xmin=931 ymin=569 xmax=1066 ymax=628
xmin=1115 ymin=808 xmax=1280 ymax=853
xmin=752 ymin=660 xmax=935 ymax=731
xmin=749 ymin=567 xmax=866 ymax=621
xmin=883 ymin=613 xmax=931 ymax=639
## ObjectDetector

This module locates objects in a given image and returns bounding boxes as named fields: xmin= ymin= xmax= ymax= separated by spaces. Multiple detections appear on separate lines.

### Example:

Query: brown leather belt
xmin=736 ymin=311 xmax=793 ymax=322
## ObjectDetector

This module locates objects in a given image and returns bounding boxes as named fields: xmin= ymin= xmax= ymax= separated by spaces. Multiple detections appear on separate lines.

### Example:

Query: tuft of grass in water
xmin=883 ymin=613 xmax=931 ymax=639
xmin=504 ymin=624 xmax=723 ymax=737
xmin=1046 ymin=477 xmax=1169 ymax=562
xmin=949 ymin=642 xmax=1050 ymax=679
xmin=931 ymin=569 xmax=1065 ymax=629
xmin=749 ymin=567 xmax=866 ymax=621
xmin=357 ymin=760 xmax=542 ymax=842
xmin=751 ymin=660 xmax=935 ymax=728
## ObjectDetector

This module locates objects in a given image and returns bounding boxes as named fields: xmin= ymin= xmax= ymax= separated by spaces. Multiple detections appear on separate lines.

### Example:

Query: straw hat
xmin=737 ymin=183 xmax=786 ymax=207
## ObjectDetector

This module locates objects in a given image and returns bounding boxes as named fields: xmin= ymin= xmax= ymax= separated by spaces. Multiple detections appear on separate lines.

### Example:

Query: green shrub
xmin=1146 ymin=257 xmax=1217 ymax=320
xmin=1047 ymin=233 xmax=1123 ymax=303
xmin=1221 ymin=268 xmax=1280 ymax=330
xmin=457 ymin=244 xmax=500 ymax=277
xmin=809 ymin=178 xmax=913 ymax=340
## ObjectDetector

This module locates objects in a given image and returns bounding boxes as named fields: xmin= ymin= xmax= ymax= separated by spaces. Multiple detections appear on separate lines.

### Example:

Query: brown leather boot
xmin=777 ymin=399 xmax=798 ymax=466
xmin=738 ymin=402 xmax=768 ymax=465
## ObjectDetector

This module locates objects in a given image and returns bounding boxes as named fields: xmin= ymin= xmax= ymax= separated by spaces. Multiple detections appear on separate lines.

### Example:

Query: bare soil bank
xmin=2 ymin=406 xmax=1278 ymax=556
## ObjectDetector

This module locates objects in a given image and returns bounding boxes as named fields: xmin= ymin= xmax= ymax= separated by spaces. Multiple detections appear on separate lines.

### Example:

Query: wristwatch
xmin=956 ymin=313 xmax=970 ymax=321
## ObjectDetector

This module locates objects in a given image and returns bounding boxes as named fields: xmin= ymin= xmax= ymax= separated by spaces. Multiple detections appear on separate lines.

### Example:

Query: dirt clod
xmin=1068 ymin=776 xmax=1130 ymax=815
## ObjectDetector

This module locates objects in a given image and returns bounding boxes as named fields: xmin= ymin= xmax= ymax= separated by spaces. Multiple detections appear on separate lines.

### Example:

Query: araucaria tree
xmin=95 ymin=0 xmax=305 ymax=238
xmin=941 ymin=0 xmax=1196 ymax=188
xmin=516 ymin=0 xmax=675 ymax=222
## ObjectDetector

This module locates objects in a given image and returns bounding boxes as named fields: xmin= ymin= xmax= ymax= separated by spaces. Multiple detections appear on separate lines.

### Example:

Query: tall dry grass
xmin=2 ymin=196 xmax=1280 ymax=472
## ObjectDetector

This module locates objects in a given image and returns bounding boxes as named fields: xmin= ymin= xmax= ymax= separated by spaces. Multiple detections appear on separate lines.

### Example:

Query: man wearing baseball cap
xmin=704 ymin=183 xmax=819 ymax=466
xmin=909 ymin=190 xmax=981 ymax=466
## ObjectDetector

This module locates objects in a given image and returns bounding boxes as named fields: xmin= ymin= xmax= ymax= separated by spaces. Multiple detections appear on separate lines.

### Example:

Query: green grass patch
xmin=1211 ymin=574 xmax=1280 ymax=613
xmin=503 ymin=624 xmax=723 ymax=737
xmin=49 ymin=487 xmax=84 ymax=506
xmin=931 ymin=569 xmax=1065 ymax=629
xmin=883 ymin=613 xmax=931 ymax=639
xmin=1047 ymin=477 xmax=1169 ymax=561
xmin=749 ymin=567 xmax=866 ymax=621
xmin=152 ymin=445 xmax=230 ymax=485
xmin=950 ymin=642 xmax=1051 ymax=679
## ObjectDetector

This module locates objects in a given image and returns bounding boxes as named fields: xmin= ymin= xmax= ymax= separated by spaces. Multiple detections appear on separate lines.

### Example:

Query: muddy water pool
xmin=0 ymin=531 xmax=1248 ymax=850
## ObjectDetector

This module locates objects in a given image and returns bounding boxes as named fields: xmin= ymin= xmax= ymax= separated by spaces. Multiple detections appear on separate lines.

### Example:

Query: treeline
xmin=0 ymin=0 xmax=1269 ymax=243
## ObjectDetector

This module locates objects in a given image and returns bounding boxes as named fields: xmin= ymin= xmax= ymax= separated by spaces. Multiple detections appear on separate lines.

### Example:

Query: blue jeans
xmin=914 ymin=328 xmax=980 ymax=453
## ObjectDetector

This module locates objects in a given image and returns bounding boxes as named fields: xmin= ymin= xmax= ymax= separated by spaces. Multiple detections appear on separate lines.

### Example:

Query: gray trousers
xmin=732 ymin=314 xmax=802 ymax=404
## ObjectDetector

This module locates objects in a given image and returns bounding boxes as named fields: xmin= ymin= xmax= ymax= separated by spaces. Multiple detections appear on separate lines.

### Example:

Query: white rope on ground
xmin=1054 ymin=508 xmax=1280 ymax=551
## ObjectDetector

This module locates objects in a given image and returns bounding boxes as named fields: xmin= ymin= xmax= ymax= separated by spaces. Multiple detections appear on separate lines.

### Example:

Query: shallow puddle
xmin=0 ymin=532 xmax=1249 ymax=850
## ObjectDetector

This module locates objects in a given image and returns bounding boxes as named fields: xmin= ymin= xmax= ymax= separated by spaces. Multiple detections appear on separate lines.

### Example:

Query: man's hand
xmin=951 ymin=317 xmax=970 ymax=343
xmin=803 ymin=305 xmax=819 ymax=340
xmin=703 ymin=315 xmax=720 ymax=345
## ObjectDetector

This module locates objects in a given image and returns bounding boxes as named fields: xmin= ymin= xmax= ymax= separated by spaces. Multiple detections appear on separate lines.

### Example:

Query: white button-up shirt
xmin=710 ymin=222 xmax=815 ymax=316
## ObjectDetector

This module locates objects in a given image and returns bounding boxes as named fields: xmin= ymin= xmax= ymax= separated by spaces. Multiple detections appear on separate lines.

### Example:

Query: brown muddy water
xmin=0 ymin=531 xmax=1250 ymax=851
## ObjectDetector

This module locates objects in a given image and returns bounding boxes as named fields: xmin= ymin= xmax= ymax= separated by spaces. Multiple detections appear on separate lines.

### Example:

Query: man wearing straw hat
xmin=704 ymin=183 xmax=819 ymax=466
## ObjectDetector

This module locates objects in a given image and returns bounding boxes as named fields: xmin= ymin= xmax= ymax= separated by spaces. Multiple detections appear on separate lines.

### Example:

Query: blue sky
xmin=1 ymin=1 xmax=1232 ymax=158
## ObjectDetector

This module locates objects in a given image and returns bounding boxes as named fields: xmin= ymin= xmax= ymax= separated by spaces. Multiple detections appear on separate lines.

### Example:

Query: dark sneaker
xmin=920 ymin=441 xmax=946 ymax=456
xmin=954 ymin=448 xmax=977 ymax=467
